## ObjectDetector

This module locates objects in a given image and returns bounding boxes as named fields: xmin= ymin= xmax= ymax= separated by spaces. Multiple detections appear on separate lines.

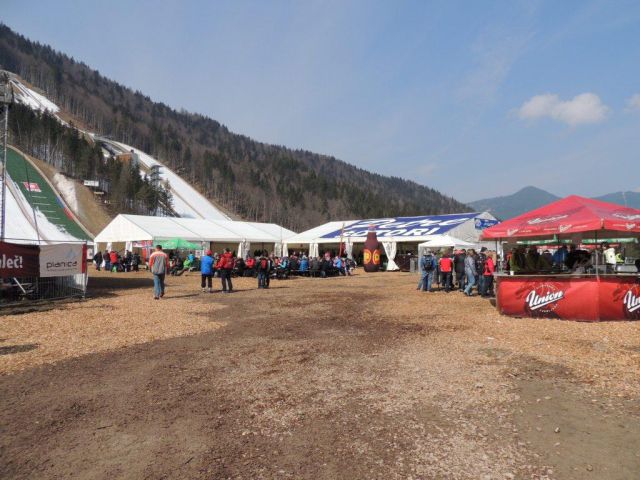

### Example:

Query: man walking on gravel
xmin=149 ymin=245 xmax=169 ymax=300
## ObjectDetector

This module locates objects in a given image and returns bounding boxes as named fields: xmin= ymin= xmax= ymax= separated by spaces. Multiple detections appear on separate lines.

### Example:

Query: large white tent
xmin=285 ymin=212 xmax=499 ymax=270
xmin=94 ymin=214 xmax=296 ymax=255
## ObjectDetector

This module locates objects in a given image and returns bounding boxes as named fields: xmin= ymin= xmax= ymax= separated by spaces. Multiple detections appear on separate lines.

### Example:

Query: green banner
xmin=154 ymin=238 xmax=201 ymax=250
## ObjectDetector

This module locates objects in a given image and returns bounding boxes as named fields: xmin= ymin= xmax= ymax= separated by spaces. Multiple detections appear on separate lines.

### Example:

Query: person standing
xmin=439 ymin=252 xmax=454 ymax=292
xmin=93 ymin=250 xmax=103 ymax=271
xmin=480 ymin=254 xmax=495 ymax=297
xmin=419 ymin=250 xmax=436 ymax=292
xmin=454 ymin=249 xmax=466 ymax=291
xmin=257 ymin=253 xmax=267 ymax=288
xmin=464 ymin=249 xmax=477 ymax=296
xmin=149 ymin=245 xmax=169 ymax=300
xmin=216 ymin=248 xmax=235 ymax=293
xmin=475 ymin=247 xmax=488 ymax=295
xmin=200 ymin=250 xmax=214 ymax=292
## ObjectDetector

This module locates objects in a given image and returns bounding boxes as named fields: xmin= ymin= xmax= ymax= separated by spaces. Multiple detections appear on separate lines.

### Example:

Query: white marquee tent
xmin=285 ymin=212 xmax=499 ymax=270
xmin=94 ymin=214 xmax=296 ymax=256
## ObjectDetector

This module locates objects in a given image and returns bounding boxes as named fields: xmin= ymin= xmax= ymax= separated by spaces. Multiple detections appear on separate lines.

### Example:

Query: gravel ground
xmin=0 ymin=270 xmax=639 ymax=479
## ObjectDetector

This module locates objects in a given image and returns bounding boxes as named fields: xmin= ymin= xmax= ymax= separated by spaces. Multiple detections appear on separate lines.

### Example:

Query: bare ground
xmin=0 ymin=271 xmax=639 ymax=479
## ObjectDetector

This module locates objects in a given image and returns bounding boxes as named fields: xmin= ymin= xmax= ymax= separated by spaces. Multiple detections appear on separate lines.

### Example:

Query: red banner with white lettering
xmin=496 ymin=275 xmax=640 ymax=321
xmin=0 ymin=241 xmax=40 ymax=277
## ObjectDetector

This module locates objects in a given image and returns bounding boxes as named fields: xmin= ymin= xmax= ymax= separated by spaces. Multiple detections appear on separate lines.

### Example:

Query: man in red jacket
xmin=438 ymin=252 xmax=454 ymax=292
xmin=216 ymin=248 xmax=235 ymax=293
xmin=481 ymin=254 xmax=495 ymax=298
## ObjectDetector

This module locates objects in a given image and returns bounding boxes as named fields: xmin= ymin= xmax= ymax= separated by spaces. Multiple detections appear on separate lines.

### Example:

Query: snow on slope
xmin=52 ymin=173 xmax=79 ymax=213
xmin=4 ymin=175 xmax=80 ymax=243
xmin=112 ymin=141 xmax=230 ymax=221
xmin=11 ymin=80 xmax=60 ymax=114
xmin=8 ymin=76 xmax=229 ymax=222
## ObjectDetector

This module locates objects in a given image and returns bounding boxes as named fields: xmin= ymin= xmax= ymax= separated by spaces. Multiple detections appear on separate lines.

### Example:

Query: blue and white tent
xmin=284 ymin=212 xmax=499 ymax=269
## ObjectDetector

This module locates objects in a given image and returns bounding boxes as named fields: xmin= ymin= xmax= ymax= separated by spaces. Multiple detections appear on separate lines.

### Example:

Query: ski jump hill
xmin=4 ymin=74 xmax=231 ymax=244
xmin=3 ymin=146 xmax=91 ymax=244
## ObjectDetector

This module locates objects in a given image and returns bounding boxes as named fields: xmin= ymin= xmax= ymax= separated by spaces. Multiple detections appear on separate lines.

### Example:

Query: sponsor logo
xmin=613 ymin=213 xmax=640 ymax=221
xmin=507 ymin=228 xmax=519 ymax=236
xmin=625 ymin=223 xmax=636 ymax=230
xmin=558 ymin=224 xmax=572 ymax=233
xmin=45 ymin=260 xmax=78 ymax=270
xmin=525 ymin=284 xmax=565 ymax=313
xmin=527 ymin=214 xmax=569 ymax=225
xmin=622 ymin=287 xmax=640 ymax=319
xmin=0 ymin=254 xmax=24 ymax=269
xmin=22 ymin=182 xmax=41 ymax=192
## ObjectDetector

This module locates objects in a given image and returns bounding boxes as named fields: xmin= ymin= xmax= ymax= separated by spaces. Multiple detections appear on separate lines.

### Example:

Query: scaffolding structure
xmin=0 ymin=73 xmax=13 ymax=241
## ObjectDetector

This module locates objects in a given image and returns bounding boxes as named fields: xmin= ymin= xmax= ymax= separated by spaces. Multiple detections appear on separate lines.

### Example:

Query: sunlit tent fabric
xmin=94 ymin=214 xmax=296 ymax=252
xmin=286 ymin=212 xmax=499 ymax=265
xmin=481 ymin=195 xmax=640 ymax=240
xmin=418 ymin=235 xmax=476 ymax=249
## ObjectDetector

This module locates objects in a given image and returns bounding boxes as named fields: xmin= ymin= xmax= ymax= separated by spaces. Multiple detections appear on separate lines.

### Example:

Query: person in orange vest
xmin=149 ymin=245 xmax=170 ymax=300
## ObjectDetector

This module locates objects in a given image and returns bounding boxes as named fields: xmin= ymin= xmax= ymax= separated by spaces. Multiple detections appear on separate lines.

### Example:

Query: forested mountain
xmin=469 ymin=186 xmax=560 ymax=220
xmin=0 ymin=24 xmax=468 ymax=231
xmin=470 ymin=186 xmax=640 ymax=220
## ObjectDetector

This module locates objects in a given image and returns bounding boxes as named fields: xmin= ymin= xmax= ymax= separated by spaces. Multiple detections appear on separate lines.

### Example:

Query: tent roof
xmin=285 ymin=221 xmax=358 ymax=244
xmin=418 ymin=235 xmax=476 ymax=248
xmin=94 ymin=214 xmax=296 ymax=244
xmin=481 ymin=195 xmax=640 ymax=239
xmin=286 ymin=213 xmax=497 ymax=244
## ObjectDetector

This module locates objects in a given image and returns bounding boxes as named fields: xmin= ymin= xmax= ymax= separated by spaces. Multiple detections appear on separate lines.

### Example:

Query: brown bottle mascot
xmin=363 ymin=225 xmax=381 ymax=272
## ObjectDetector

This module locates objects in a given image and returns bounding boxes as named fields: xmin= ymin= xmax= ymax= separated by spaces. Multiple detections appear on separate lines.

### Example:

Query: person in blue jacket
xmin=299 ymin=254 xmax=309 ymax=273
xmin=200 ymin=250 xmax=215 ymax=293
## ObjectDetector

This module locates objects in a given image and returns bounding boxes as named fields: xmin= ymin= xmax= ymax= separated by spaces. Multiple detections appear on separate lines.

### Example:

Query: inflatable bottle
xmin=363 ymin=225 xmax=381 ymax=272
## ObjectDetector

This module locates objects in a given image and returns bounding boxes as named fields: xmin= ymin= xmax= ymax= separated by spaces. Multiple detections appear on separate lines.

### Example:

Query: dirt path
xmin=1 ymin=273 xmax=639 ymax=479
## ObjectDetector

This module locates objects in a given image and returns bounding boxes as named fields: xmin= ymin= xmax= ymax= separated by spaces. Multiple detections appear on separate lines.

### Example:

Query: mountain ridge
xmin=0 ymin=24 xmax=468 ymax=231
xmin=470 ymin=186 xmax=640 ymax=220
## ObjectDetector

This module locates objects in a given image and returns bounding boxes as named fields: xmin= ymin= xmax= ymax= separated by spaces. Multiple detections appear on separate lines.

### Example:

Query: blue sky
xmin=4 ymin=0 xmax=640 ymax=202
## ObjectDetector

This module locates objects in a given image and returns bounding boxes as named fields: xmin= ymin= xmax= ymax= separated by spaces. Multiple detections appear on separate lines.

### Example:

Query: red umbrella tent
xmin=481 ymin=195 xmax=640 ymax=240
xmin=481 ymin=195 xmax=640 ymax=321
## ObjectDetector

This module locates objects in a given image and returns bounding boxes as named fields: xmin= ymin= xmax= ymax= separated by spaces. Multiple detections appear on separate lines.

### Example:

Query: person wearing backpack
xmin=216 ymin=248 xmax=235 ymax=293
xmin=200 ymin=250 xmax=214 ymax=293
xmin=418 ymin=250 xmax=436 ymax=292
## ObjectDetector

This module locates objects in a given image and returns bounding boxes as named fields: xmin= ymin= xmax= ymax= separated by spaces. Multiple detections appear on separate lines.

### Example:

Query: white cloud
xmin=517 ymin=93 xmax=609 ymax=126
xmin=627 ymin=94 xmax=640 ymax=110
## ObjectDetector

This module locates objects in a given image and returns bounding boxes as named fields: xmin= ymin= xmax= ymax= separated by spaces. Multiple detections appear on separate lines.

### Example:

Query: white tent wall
xmin=382 ymin=241 xmax=399 ymax=270
xmin=94 ymin=214 xmax=296 ymax=256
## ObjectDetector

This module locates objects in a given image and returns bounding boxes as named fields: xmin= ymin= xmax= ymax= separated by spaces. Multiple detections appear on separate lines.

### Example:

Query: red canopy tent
xmin=481 ymin=195 xmax=640 ymax=240
xmin=481 ymin=196 xmax=640 ymax=321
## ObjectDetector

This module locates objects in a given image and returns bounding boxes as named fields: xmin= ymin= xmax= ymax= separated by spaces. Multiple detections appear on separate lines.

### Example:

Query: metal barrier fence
xmin=0 ymin=239 xmax=88 ymax=308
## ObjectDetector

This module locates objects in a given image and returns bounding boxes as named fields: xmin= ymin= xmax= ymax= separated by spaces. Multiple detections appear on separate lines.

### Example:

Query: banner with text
xmin=0 ymin=242 xmax=40 ymax=277
xmin=39 ymin=243 xmax=85 ymax=277
xmin=496 ymin=276 xmax=640 ymax=321
xmin=320 ymin=214 xmax=496 ymax=240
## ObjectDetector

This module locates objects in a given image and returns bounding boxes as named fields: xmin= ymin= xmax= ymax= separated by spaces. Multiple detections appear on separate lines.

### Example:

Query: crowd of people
xmin=93 ymin=246 xmax=358 ymax=298
xmin=417 ymin=247 xmax=496 ymax=297
xmin=505 ymin=241 xmax=637 ymax=274
xmin=92 ymin=250 xmax=141 ymax=273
